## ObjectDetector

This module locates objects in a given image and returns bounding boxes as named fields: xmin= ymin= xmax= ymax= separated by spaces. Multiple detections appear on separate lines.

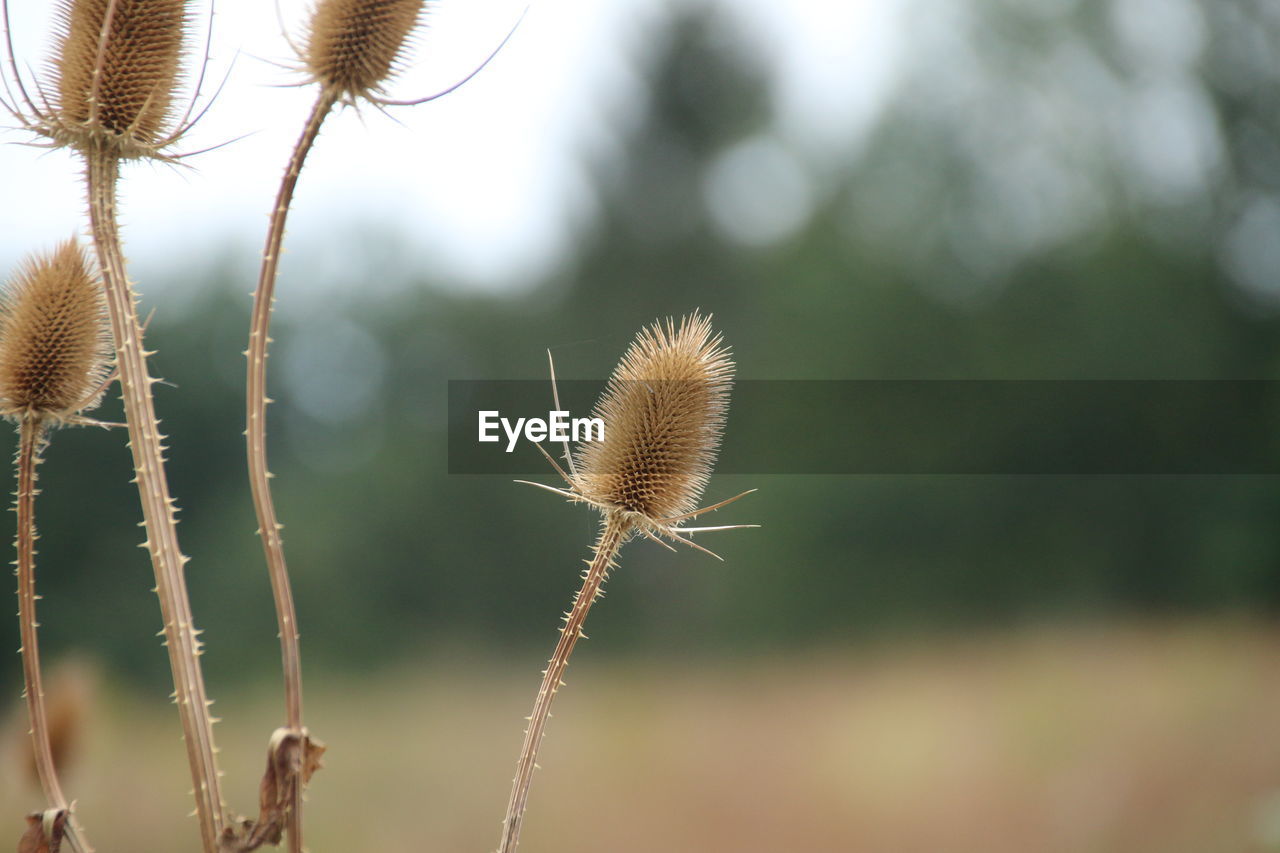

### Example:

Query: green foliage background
xmin=5 ymin=0 xmax=1280 ymax=688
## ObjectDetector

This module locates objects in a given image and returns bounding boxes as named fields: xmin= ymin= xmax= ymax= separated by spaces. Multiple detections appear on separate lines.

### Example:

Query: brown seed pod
xmin=46 ymin=0 xmax=191 ymax=157
xmin=572 ymin=312 xmax=734 ymax=524
xmin=304 ymin=0 xmax=425 ymax=100
xmin=0 ymin=241 xmax=112 ymax=423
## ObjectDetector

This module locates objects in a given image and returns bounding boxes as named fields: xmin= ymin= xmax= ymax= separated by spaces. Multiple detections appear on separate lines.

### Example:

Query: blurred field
xmin=3 ymin=619 xmax=1279 ymax=852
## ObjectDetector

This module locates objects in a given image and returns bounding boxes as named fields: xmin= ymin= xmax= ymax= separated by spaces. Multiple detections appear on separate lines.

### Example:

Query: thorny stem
xmin=14 ymin=423 xmax=61 ymax=803
xmin=86 ymin=149 xmax=225 ymax=853
xmin=498 ymin=511 xmax=631 ymax=853
xmin=246 ymin=87 xmax=337 ymax=853
xmin=13 ymin=419 xmax=93 ymax=853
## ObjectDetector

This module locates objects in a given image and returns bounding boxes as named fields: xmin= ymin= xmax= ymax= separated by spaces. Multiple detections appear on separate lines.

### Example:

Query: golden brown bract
xmin=0 ymin=241 xmax=111 ymax=423
xmin=573 ymin=313 xmax=733 ymax=523
xmin=304 ymin=0 xmax=424 ymax=99
xmin=49 ymin=0 xmax=191 ymax=157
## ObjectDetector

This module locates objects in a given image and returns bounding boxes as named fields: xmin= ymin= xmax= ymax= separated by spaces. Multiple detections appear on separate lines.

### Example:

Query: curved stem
xmin=498 ymin=511 xmax=630 ymax=853
xmin=86 ymin=150 xmax=224 ymax=853
xmin=15 ymin=421 xmax=62 ymax=805
xmin=246 ymin=87 xmax=337 ymax=853
xmin=13 ymin=418 xmax=94 ymax=853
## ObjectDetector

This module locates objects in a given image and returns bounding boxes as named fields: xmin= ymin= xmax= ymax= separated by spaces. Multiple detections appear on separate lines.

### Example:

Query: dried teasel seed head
xmin=49 ymin=0 xmax=191 ymax=157
xmin=0 ymin=241 xmax=112 ymax=423
xmin=574 ymin=313 xmax=733 ymax=523
xmin=304 ymin=0 xmax=425 ymax=100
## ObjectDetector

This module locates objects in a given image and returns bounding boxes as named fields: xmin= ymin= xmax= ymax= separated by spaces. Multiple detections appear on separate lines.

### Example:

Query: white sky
xmin=0 ymin=0 xmax=903 ymax=293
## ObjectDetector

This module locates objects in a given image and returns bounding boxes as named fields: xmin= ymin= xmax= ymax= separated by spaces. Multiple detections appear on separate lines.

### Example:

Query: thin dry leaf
xmin=224 ymin=729 xmax=327 ymax=852
xmin=18 ymin=811 xmax=66 ymax=853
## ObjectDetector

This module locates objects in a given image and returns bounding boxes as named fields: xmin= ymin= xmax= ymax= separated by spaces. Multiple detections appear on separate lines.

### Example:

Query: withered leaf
xmin=18 ymin=810 xmax=66 ymax=853
xmin=223 ymin=728 xmax=325 ymax=852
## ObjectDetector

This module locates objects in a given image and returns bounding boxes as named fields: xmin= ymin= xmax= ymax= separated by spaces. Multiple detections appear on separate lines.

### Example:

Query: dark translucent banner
xmin=447 ymin=380 xmax=1280 ymax=475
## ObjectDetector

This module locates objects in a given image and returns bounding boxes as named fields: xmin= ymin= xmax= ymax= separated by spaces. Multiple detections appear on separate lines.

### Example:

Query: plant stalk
xmin=14 ymin=418 xmax=93 ymax=853
xmin=85 ymin=148 xmax=224 ymax=853
xmin=246 ymin=87 xmax=337 ymax=853
xmin=15 ymin=421 xmax=62 ymax=805
xmin=498 ymin=511 xmax=630 ymax=853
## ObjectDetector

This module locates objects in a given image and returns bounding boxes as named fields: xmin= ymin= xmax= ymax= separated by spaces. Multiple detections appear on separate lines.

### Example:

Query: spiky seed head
xmin=573 ymin=313 xmax=733 ymax=523
xmin=49 ymin=0 xmax=191 ymax=158
xmin=0 ymin=241 xmax=112 ymax=423
xmin=304 ymin=0 xmax=425 ymax=99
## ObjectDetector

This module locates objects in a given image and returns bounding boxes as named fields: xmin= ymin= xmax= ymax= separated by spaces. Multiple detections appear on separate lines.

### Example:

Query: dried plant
xmin=498 ymin=313 xmax=757 ymax=853
xmin=243 ymin=3 xmax=523 ymax=847
xmin=303 ymin=0 xmax=423 ymax=101
xmin=0 ymin=242 xmax=112 ymax=425
xmin=3 ymin=0 xmax=199 ymax=161
xmin=244 ymin=3 xmax=424 ymax=849
xmin=2 ymin=2 xmax=229 ymax=850
xmin=47 ymin=0 xmax=191 ymax=158
xmin=1 ymin=240 xmax=112 ymax=853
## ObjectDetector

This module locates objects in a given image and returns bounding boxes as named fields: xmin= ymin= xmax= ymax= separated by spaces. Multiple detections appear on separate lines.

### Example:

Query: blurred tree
xmin=4 ymin=0 xmax=1280 ymax=691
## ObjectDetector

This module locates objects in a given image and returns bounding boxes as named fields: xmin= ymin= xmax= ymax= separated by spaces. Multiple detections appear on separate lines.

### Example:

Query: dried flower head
xmin=303 ymin=0 xmax=424 ymax=100
xmin=0 ymin=241 xmax=112 ymax=423
xmin=525 ymin=312 xmax=753 ymax=558
xmin=574 ymin=313 xmax=733 ymax=522
xmin=37 ymin=0 xmax=193 ymax=158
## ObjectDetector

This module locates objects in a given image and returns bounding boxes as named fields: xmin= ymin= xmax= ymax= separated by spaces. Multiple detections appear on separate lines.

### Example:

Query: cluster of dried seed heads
xmin=303 ymin=0 xmax=424 ymax=100
xmin=0 ymin=241 xmax=112 ymax=424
